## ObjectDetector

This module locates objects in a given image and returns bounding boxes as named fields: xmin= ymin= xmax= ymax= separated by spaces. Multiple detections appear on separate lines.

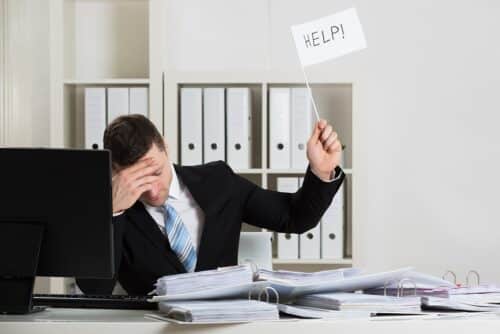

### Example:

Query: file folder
xmin=269 ymin=88 xmax=291 ymax=169
xmin=277 ymin=177 xmax=299 ymax=259
xmin=291 ymin=87 xmax=313 ymax=169
xmin=107 ymin=88 xmax=129 ymax=124
xmin=321 ymin=184 xmax=344 ymax=259
xmin=299 ymin=177 xmax=320 ymax=259
xmin=129 ymin=87 xmax=149 ymax=117
xmin=84 ymin=87 xmax=106 ymax=150
xmin=180 ymin=87 xmax=203 ymax=165
xmin=203 ymin=88 xmax=225 ymax=163
xmin=226 ymin=87 xmax=252 ymax=169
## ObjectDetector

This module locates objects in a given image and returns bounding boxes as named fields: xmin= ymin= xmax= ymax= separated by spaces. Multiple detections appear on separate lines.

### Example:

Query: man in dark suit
xmin=78 ymin=114 xmax=344 ymax=295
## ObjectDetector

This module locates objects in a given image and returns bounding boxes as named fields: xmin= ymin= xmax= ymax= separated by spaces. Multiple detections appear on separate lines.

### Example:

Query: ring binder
xmin=397 ymin=278 xmax=417 ymax=297
xmin=383 ymin=279 xmax=398 ymax=297
xmin=442 ymin=270 xmax=457 ymax=284
xmin=466 ymin=270 xmax=481 ymax=288
xmin=248 ymin=286 xmax=280 ymax=305
xmin=258 ymin=287 xmax=280 ymax=305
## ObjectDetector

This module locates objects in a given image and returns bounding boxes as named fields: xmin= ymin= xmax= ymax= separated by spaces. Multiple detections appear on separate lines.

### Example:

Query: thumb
xmin=310 ymin=119 xmax=326 ymax=142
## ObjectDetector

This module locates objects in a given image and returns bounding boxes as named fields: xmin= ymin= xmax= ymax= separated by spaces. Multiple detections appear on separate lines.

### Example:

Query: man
xmin=78 ymin=114 xmax=344 ymax=295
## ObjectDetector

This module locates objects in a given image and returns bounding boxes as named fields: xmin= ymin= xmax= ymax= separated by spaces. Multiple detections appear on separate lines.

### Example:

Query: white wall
xmin=0 ymin=0 xmax=50 ymax=147
xmin=165 ymin=0 xmax=500 ymax=282
xmin=5 ymin=0 xmax=500 ymax=283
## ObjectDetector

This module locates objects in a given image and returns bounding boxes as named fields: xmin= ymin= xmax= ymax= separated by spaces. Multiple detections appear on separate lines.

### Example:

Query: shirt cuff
xmin=113 ymin=211 xmax=124 ymax=217
xmin=311 ymin=166 xmax=344 ymax=183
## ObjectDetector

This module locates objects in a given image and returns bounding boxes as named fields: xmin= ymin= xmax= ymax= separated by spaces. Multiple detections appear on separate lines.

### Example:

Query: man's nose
xmin=148 ymin=183 xmax=159 ymax=198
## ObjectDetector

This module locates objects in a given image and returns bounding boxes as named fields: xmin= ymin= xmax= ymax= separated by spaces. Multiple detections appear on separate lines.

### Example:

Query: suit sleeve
xmin=240 ymin=165 xmax=345 ymax=234
xmin=76 ymin=214 xmax=126 ymax=294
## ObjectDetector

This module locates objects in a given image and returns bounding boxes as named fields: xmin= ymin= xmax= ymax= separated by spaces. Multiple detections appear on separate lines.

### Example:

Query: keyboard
xmin=32 ymin=294 xmax=158 ymax=310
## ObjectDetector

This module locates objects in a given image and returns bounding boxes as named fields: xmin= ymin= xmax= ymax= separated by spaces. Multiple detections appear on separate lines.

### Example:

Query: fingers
xmin=320 ymin=125 xmax=333 ymax=142
xmin=318 ymin=119 xmax=327 ymax=130
xmin=132 ymin=175 xmax=160 ymax=189
xmin=127 ymin=158 xmax=155 ymax=175
xmin=318 ymin=122 xmax=340 ymax=151
xmin=327 ymin=139 xmax=342 ymax=153
xmin=310 ymin=119 xmax=327 ymax=142
xmin=129 ymin=162 xmax=161 ymax=181
xmin=132 ymin=183 xmax=154 ymax=199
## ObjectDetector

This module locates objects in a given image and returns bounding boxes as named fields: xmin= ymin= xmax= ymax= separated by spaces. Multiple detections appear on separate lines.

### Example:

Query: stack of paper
xmin=294 ymin=292 xmax=422 ymax=314
xmin=258 ymin=268 xmax=360 ymax=285
xmin=364 ymin=271 xmax=455 ymax=297
xmin=263 ymin=267 xmax=413 ymax=300
xmin=421 ymin=296 xmax=500 ymax=312
xmin=154 ymin=264 xmax=256 ymax=299
xmin=277 ymin=303 xmax=371 ymax=319
xmin=156 ymin=299 xmax=279 ymax=323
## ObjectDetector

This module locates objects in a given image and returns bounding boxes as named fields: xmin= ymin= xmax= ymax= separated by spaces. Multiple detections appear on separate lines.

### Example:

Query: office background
xmin=1 ymin=0 xmax=500 ymax=290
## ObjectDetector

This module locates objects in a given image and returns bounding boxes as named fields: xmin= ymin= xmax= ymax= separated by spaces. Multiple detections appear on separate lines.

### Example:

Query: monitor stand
xmin=0 ymin=221 xmax=46 ymax=314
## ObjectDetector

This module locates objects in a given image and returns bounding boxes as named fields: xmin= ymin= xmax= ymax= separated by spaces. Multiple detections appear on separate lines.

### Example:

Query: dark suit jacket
xmin=77 ymin=161 xmax=344 ymax=295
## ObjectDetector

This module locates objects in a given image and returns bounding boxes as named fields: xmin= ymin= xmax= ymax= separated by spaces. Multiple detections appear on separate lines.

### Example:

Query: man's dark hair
xmin=103 ymin=114 xmax=166 ymax=168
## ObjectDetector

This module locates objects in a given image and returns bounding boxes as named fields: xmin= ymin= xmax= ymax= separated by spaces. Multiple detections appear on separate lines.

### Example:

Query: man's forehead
xmin=140 ymin=146 xmax=167 ymax=164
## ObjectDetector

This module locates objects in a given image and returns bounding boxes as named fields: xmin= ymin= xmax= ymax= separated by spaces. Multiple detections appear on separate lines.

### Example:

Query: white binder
xmin=291 ymin=87 xmax=313 ymax=169
xmin=269 ymin=87 xmax=291 ymax=169
xmin=277 ymin=177 xmax=299 ymax=260
xmin=180 ymin=88 xmax=203 ymax=165
xmin=107 ymin=88 xmax=129 ymax=124
xmin=129 ymin=87 xmax=149 ymax=117
xmin=321 ymin=184 xmax=344 ymax=259
xmin=298 ymin=177 xmax=321 ymax=259
xmin=226 ymin=87 xmax=252 ymax=169
xmin=203 ymin=88 xmax=225 ymax=163
xmin=84 ymin=88 xmax=106 ymax=150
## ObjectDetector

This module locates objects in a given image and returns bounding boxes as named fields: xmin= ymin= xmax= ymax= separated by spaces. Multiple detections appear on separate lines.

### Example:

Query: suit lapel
xmin=127 ymin=202 xmax=186 ymax=273
xmin=173 ymin=164 xmax=231 ymax=271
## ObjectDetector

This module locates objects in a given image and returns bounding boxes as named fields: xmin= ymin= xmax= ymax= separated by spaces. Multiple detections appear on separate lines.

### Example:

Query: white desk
xmin=2 ymin=309 xmax=500 ymax=334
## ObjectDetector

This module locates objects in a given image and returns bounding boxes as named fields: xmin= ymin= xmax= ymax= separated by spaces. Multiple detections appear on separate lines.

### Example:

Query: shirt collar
xmin=167 ymin=163 xmax=181 ymax=200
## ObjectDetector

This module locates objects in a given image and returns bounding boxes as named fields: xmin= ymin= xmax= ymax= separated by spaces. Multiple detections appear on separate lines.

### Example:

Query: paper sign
xmin=291 ymin=8 xmax=367 ymax=66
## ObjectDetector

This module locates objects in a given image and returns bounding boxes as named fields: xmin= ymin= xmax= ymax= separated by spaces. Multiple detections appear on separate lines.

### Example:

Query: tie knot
xmin=163 ymin=203 xmax=178 ymax=222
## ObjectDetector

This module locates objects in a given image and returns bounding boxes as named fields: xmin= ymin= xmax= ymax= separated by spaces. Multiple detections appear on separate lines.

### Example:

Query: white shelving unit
xmin=46 ymin=0 xmax=167 ymax=293
xmin=49 ymin=0 xmax=166 ymax=148
xmin=166 ymin=79 xmax=353 ymax=270
xmin=46 ymin=0 xmax=356 ymax=288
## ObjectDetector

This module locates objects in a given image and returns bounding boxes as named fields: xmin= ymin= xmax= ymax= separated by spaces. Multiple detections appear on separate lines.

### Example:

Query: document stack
xmin=157 ymin=299 xmax=279 ymax=323
xmin=150 ymin=264 xmax=279 ymax=323
xmin=293 ymin=292 xmax=422 ymax=314
xmin=258 ymin=267 xmax=359 ymax=285
xmin=154 ymin=264 xmax=255 ymax=297
xmin=421 ymin=296 xmax=500 ymax=312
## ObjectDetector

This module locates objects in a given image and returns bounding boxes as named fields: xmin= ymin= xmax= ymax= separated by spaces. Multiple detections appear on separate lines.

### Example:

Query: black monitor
xmin=0 ymin=148 xmax=114 ymax=314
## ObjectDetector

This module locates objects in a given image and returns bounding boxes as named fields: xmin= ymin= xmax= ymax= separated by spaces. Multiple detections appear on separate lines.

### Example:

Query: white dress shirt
xmin=143 ymin=164 xmax=205 ymax=251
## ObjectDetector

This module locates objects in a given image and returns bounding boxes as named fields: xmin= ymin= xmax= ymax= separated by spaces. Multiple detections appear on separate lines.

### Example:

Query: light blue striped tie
xmin=163 ymin=203 xmax=197 ymax=272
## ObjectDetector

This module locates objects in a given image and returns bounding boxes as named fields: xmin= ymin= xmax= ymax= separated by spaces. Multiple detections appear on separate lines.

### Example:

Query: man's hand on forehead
xmin=110 ymin=158 xmax=161 ymax=213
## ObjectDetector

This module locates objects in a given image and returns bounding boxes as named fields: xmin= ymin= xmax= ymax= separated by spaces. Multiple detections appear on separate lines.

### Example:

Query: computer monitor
xmin=0 ymin=148 xmax=114 ymax=314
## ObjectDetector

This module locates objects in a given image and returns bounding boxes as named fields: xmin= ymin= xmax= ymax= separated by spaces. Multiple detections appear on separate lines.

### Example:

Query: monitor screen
xmin=0 ymin=148 xmax=114 ymax=279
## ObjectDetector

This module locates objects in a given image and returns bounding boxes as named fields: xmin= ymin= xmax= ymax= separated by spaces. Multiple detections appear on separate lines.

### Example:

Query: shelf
xmin=64 ymin=79 xmax=150 ymax=85
xmin=272 ymin=258 xmax=353 ymax=265
xmin=265 ymin=168 xmax=352 ymax=175
xmin=234 ymin=169 xmax=264 ymax=174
